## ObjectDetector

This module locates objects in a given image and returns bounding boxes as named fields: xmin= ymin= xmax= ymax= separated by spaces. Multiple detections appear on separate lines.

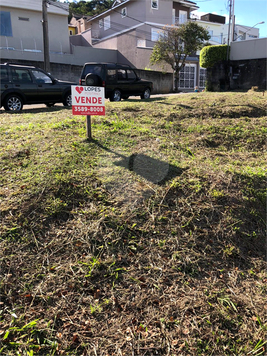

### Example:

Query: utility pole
xmin=226 ymin=0 xmax=232 ymax=61
xmin=226 ymin=0 xmax=232 ymax=89
xmin=231 ymin=0 xmax=235 ymax=41
xmin=42 ymin=0 xmax=50 ymax=72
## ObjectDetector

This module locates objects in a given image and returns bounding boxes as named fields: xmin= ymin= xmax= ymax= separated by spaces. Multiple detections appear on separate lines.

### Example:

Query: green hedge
xmin=200 ymin=45 xmax=229 ymax=68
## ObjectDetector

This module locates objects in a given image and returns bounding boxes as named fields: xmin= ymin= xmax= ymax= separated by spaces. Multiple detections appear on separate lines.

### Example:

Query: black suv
xmin=79 ymin=62 xmax=153 ymax=101
xmin=0 ymin=63 xmax=75 ymax=111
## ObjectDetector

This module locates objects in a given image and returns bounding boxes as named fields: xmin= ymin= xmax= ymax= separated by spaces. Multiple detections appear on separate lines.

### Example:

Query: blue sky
xmin=193 ymin=0 xmax=267 ymax=38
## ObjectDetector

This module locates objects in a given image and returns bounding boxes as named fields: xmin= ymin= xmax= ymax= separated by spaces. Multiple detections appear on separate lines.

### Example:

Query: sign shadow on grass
xmin=92 ymin=140 xmax=185 ymax=184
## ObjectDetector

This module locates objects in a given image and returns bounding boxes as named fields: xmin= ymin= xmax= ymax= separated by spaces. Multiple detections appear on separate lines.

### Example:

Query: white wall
xmin=196 ymin=20 xmax=226 ymax=45
xmin=230 ymin=38 xmax=267 ymax=60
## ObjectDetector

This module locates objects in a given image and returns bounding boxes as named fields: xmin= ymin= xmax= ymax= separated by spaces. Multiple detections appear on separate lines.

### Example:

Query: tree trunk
xmin=174 ymin=69 xmax=179 ymax=92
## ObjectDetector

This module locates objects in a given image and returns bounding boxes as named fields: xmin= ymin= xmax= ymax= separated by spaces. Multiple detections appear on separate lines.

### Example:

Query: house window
xmin=208 ymin=29 xmax=213 ymax=41
xmin=0 ymin=11 xmax=13 ymax=36
xmin=179 ymin=65 xmax=196 ymax=89
xmin=137 ymin=39 xmax=146 ymax=47
xmin=179 ymin=10 xmax=187 ymax=24
xmin=104 ymin=16 xmax=110 ymax=30
xmin=121 ymin=7 xmax=127 ymax=18
xmin=151 ymin=0 xmax=158 ymax=10
xmin=151 ymin=28 xmax=164 ymax=41
xmin=199 ymin=67 xmax=206 ymax=88
xmin=172 ymin=9 xmax=175 ymax=25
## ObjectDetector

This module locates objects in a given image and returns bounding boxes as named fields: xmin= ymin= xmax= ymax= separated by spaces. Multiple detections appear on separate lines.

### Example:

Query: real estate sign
xmin=72 ymin=86 xmax=105 ymax=116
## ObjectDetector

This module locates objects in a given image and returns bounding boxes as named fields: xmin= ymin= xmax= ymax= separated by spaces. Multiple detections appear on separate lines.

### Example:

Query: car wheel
xmin=4 ymin=94 xmax=23 ymax=111
xmin=110 ymin=89 xmax=121 ymax=102
xmin=63 ymin=93 xmax=72 ymax=107
xmin=85 ymin=73 xmax=101 ymax=86
xmin=141 ymin=88 xmax=151 ymax=100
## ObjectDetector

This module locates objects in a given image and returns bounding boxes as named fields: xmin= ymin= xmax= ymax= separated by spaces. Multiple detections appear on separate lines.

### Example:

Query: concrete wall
xmin=0 ymin=58 xmax=82 ymax=82
xmin=136 ymin=69 xmax=173 ymax=94
xmin=230 ymin=38 xmax=267 ymax=60
xmin=206 ymin=58 xmax=267 ymax=91
xmin=69 ymin=34 xmax=92 ymax=48
xmin=205 ymin=39 xmax=267 ymax=91
xmin=230 ymin=58 xmax=267 ymax=90
xmin=0 ymin=57 xmax=173 ymax=94
xmin=206 ymin=61 xmax=228 ymax=91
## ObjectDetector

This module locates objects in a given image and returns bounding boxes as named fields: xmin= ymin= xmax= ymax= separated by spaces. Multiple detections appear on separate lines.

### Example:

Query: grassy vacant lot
xmin=0 ymin=91 xmax=266 ymax=356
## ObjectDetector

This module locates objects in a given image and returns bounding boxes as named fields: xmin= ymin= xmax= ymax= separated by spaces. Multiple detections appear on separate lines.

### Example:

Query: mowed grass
xmin=0 ymin=91 xmax=266 ymax=356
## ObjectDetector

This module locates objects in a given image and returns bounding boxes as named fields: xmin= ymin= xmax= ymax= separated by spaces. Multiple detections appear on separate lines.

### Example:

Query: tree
xmin=67 ymin=0 xmax=114 ymax=18
xmin=150 ymin=21 xmax=210 ymax=92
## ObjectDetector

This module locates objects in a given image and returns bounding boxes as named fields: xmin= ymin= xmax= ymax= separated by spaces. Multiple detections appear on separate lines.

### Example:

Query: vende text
xmin=75 ymin=96 xmax=103 ymax=104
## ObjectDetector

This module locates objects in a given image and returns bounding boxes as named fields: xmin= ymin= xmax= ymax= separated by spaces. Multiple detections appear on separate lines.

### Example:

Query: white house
xmin=194 ymin=13 xmax=227 ymax=45
xmin=233 ymin=24 xmax=260 ymax=41
xmin=0 ymin=0 xmax=70 ymax=54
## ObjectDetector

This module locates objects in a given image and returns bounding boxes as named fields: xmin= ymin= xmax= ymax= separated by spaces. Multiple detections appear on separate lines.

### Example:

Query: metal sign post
xmin=71 ymin=86 xmax=105 ymax=140
xmin=86 ymin=115 xmax=92 ymax=141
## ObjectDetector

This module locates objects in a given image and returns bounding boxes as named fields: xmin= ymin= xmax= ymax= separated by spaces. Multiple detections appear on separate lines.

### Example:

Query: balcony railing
xmin=0 ymin=36 xmax=67 ymax=54
xmin=173 ymin=16 xmax=202 ymax=25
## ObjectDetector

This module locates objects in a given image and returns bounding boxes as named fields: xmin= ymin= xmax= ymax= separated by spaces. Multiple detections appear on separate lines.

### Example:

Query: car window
xmin=31 ymin=70 xmax=52 ymax=84
xmin=117 ymin=69 xmax=126 ymax=81
xmin=0 ymin=67 xmax=9 ymax=83
xmin=11 ymin=69 xmax=33 ymax=83
xmin=83 ymin=65 xmax=103 ymax=77
xmin=127 ymin=69 xmax=136 ymax=80
xmin=107 ymin=69 xmax=116 ymax=82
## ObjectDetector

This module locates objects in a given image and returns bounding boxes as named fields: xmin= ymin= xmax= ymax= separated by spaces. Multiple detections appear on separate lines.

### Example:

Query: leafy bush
xmin=200 ymin=45 xmax=229 ymax=68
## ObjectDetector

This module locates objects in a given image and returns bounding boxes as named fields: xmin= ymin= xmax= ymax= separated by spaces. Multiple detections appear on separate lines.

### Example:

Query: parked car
xmin=79 ymin=62 xmax=153 ymax=101
xmin=0 ymin=63 xmax=75 ymax=111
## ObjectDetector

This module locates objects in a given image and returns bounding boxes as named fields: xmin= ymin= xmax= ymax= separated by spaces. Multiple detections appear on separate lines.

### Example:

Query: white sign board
xmin=72 ymin=86 xmax=105 ymax=116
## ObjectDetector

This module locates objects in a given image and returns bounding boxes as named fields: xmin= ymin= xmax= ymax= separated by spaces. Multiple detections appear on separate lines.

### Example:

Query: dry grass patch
xmin=0 ymin=91 xmax=266 ymax=355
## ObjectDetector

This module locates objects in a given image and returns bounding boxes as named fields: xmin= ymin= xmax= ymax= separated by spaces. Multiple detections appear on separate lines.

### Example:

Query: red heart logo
xmin=76 ymin=87 xmax=83 ymax=94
